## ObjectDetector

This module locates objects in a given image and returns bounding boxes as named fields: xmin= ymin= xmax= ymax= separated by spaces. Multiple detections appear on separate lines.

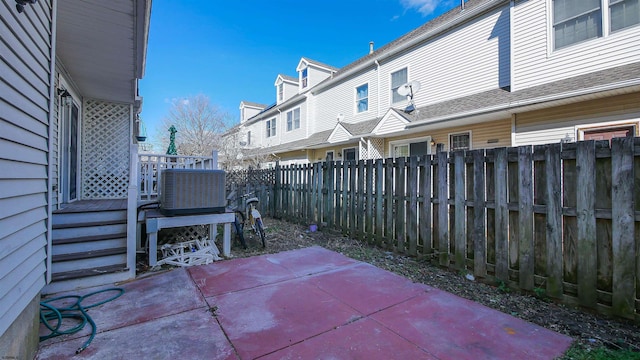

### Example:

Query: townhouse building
xmin=228 ymin=0 xmax=639 ymax=167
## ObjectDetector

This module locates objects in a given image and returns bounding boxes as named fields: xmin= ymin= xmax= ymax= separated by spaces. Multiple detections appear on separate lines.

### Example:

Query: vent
xmin=160 ymin=169 xmax=226 ymax=216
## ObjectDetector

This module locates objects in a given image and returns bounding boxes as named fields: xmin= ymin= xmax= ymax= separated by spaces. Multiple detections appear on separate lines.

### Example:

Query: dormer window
xmin=278 ymin=83 xmax=284 ymax=102
xmin=302 ymin=68 xmax=308 ymax=88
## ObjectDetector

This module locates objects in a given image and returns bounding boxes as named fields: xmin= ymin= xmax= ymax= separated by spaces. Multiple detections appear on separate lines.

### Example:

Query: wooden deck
xmin=54 ymin=199 xmax=128 ymax=213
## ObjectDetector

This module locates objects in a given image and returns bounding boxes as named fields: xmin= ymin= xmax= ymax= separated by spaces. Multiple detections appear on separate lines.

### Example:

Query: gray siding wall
xmin=0 ymin=0 xmax=52 ymax=337
xmin=512 ymin=0 xmax=640 ymax=91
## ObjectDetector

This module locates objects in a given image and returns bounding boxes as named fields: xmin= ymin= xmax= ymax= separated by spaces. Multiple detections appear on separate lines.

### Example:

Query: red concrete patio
xmin=36 ymin=246 xmax=572 ymax=359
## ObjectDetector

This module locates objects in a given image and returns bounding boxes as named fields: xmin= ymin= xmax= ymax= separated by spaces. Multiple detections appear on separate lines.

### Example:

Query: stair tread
xmin=52 ymin=247 xmax=127 ymax=262
xmin=53 ymin=232 xmax=127 ymax=245
xmin=51 ymin=264 xmax=128 ymax=282
xmin=52 ymin=219 xmax=126 ymax=229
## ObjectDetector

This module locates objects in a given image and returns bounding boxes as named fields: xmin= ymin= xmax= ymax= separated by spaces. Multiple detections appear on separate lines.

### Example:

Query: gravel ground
xmin=142 ymin=216 xmax=640 ymax=356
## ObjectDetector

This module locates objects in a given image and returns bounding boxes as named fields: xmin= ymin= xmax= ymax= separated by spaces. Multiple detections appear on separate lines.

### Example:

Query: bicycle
xmin=227 ymin=191 xmax=266 ymax=248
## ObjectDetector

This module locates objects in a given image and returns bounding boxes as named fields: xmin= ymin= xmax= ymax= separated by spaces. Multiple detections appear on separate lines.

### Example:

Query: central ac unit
xmin=159 ymin=169 xmax=226 ymax=216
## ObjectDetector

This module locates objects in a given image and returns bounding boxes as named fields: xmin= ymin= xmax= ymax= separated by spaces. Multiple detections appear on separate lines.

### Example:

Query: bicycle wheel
xmin=234 ymin=211 xmax=247 ymax=249
xmin=255 ymin=218 xmax=266 ymax=248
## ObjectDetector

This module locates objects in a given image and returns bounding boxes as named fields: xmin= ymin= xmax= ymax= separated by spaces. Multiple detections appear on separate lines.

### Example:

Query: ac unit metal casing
xmin=159 ymin=169 xmax=226 ymax=216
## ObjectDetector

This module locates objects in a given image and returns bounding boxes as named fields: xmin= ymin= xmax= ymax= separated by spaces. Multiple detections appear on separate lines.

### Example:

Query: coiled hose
xmin=40 ymin=288 xmax=125 ymax=354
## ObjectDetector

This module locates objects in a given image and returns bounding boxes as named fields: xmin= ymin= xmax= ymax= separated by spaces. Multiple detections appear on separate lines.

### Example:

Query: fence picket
xmin=577 ymin=141 xmax=597 ymax=307
xmin=611 ymin=137 xmax=635 ymax=319
xmin=545 ymin=144 xmax=563 ymax=298
xmin=437 ymin=149 xmax=449 ymax=266
xmin=473 ymin=150 xmax=487 ymax=278
xmin=454 ymin=151 xmax=466 ymax=270
xmin=518 ymin=145 xmax=534 ymax=290
xmin=494 ymin=148 xmax=509 ymax=282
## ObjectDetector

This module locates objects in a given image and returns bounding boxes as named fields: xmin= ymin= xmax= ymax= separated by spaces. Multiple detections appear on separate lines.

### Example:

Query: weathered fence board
xmin=577 ymin=141 xmax=597 ymax=308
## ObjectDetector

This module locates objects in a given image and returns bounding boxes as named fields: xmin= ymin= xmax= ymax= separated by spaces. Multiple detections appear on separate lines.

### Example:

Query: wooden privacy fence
xmin=269 ymin=138 xmax=640 ymax=320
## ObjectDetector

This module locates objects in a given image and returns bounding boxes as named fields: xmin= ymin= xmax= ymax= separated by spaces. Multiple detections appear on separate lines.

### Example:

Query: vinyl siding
xmin=512 ymin=0 xmax=640 ymax=91
xmin=383 ymin=5 xmax=510 ymax=110
xmin=0 ymin=0 xmax=51 ymax=339
xmin=313 ymin=68 xmax=378 ymax=133
xmin=385 ymin=118 xmax=512 ymax=155
xmin=514 ymin=93 xmax=640 ymax=145
xmin=312 ymin=4 xmax=509 ymax=136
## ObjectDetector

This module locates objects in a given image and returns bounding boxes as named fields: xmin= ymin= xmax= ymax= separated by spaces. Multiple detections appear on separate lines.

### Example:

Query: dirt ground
xmin=143 ymin=216 xmax=640 ymax=354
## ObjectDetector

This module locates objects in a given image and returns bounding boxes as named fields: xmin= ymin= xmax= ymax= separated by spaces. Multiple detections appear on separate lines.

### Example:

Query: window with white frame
xmin=278 ymin=83 xmax=283 ymax=102
xmin=356 ymin=84 xmax=368 ymax=113
xmin=610 ymin=0 xmax=640 ymax=32
xmin=391 ymin=67 xmax=408 ymax=103
xmin=302 ymin=68 xmax=308 ymax=88
xmin=552 ymin=0 xmax=639 ymax=50
xmin=266 ymin=118 xmax=276 ymax=138
xmin=390 ymin=137 xmax=432 ymax=158
xmin=449 ymin=132 xmax=471 ymax=151
xmin=286 ymin=108 xmax=300 ymax=131
xmin=343 ymin=147 xmax=357 ymax=161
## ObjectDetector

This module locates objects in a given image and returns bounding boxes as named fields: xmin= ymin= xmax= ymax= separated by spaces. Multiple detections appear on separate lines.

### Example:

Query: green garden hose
xmin=40 ymin=288 xmax=124 ymax=354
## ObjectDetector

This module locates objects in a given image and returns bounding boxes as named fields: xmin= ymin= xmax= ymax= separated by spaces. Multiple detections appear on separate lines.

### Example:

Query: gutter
xmin=311 ymin=0 xmax=506 ymax=94
xmin=406 ymin=79 xmax=640 ymax=129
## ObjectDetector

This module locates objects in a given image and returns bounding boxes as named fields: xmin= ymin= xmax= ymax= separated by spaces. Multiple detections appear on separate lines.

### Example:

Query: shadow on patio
xmin=37 ymin=246 xmax=572 ymax=359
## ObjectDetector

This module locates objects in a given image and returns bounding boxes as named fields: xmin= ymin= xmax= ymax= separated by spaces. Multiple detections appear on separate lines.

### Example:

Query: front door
xmin=61 ymin=101 xmax=79 ymax=203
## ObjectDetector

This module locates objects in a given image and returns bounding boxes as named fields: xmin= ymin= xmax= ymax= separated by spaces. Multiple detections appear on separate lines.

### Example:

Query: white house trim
xmin=372 ymin=109 xmax=410 ymax=135
xmin=328 ymin=123 xmax=353 ymax=143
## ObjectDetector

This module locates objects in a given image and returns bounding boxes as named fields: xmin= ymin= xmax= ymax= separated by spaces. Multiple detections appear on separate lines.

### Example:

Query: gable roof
xmin=327 ymin=123 xmax=353 ymax=143
xmin=296 ymin=57 xmax=339 ymax=72
xmin=275 ymin=74 xmax=298 ymax=85
xmin=240 ymin=101 xmax=268 ymax=109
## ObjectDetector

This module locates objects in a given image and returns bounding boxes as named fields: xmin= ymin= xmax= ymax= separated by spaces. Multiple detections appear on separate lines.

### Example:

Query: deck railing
xmin=138 ymin=151 xmax=218 ymax=201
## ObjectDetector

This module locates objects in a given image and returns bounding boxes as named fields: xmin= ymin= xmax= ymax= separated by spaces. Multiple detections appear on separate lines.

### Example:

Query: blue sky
xmin=139 ymin=0 xmax=460 ymax=142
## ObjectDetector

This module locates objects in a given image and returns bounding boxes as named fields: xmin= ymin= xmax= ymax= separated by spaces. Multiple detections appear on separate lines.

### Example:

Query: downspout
xmin=46 ymin=0 xmax=59 ymax=284
xmin=375 ymin=59 xmax=380 ymax=119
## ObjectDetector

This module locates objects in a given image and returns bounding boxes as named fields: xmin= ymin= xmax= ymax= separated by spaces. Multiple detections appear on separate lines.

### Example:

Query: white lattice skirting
xmin=82 ymin=100 xmax=131 ymax=199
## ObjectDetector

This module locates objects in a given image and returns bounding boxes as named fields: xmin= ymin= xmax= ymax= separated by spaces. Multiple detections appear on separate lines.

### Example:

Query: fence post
xmin=273 ymin=162 xmax=280 ymax=218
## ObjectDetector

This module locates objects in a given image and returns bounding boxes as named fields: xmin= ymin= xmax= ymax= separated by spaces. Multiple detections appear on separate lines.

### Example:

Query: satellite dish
xmin=397 ymin=81 xmax=421 ymax=99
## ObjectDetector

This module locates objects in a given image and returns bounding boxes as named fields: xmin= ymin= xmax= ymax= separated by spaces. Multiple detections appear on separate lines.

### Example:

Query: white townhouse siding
xmin=514 ymin=92 xmax=640 ymax=145
xmin=512 ymin=0 xmax=640 ymax=91
xmin=313 ymin=68 xmax=378 ymax=133
xmin=0 ymin=0 xmax=52 ymax=349
xmin=382 ymin=3 xmax=511 ymax=111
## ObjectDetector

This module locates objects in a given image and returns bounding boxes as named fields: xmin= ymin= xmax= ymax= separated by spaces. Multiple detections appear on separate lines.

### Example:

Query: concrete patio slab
xmin=39 ymin=268 xmax=205 ymax=347
xmin=371 ymin=289 xmax=572 ymax=360
xmin=37 ymin=246 xmax=573 ymax=359
xmin=209 ymin=278 xmax=362 ymax=359
xmin=309 ymin=262 xmax=431 ymax=315
xmin=261 ymin=318 xmax=437 ymax=360
xmin=37 ymin=308 xmax=236 ymax=360
xmin=188 ymin=255 xmax=297 ymax=297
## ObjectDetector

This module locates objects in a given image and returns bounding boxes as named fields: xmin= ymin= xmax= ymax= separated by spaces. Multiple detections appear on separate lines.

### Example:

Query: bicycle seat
xmin=245 ymin=197 xmax=259 ymax=206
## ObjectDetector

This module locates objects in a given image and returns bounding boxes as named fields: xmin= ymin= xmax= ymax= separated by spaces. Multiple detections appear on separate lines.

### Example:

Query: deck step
xmin=52 ymin=232 xmax=127 ymax=245
xmin=52 ymin=219 xmax=125 ymax=230
xmin=51 ymin=264 xmax=129 ymax=282
xmin=52 ymin=247 xmax=127 ymax=262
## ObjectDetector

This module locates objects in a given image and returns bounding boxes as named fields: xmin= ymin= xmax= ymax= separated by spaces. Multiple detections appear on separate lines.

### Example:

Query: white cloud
xmin=400 ymin=0 xmax=446 ymax=16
